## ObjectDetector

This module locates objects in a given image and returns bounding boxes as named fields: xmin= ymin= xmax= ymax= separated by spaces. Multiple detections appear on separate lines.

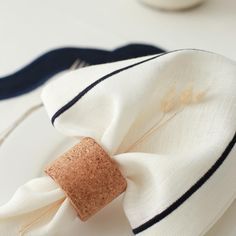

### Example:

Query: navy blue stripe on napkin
xmin=133 ymin=131 xmax=236 ymax=234
xmin=51 ymin=53 xmax=161 ymax=125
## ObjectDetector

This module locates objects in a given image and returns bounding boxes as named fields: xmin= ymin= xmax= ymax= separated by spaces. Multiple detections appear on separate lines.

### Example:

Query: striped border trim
xmin=133 ymin=131 xmax=236 ymax=234
xmin=51 ymin=53 xmax=162 ymax=124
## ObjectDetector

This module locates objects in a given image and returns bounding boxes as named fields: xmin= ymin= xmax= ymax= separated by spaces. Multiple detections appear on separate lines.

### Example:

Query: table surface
xmin=1 ymin=0 xmax=236 ymax=75
xmin=0 ymin=0 xmax=235 ymax=235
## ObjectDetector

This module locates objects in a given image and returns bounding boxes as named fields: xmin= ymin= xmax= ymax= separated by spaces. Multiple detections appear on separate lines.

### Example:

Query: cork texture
xmin=44 ymin=137 xmax=127 ymax=221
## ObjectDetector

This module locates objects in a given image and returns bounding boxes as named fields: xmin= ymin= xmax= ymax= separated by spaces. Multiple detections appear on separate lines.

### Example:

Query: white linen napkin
xmin=0 ymin=49 xmax=235 ymax=236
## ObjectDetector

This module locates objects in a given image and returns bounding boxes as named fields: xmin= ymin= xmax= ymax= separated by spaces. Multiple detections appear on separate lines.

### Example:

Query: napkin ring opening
xmin=44 ymin=137 xmax=127 ymax=221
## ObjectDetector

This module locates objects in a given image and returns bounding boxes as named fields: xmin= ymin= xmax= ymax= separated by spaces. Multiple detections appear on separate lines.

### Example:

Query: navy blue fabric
xmin=0 ymin=44 xmax=164 ymax=100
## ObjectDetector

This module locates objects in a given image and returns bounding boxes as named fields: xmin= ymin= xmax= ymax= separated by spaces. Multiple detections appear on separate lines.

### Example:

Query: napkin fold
xmin=0 ymin=49 xmax=235 ymax=236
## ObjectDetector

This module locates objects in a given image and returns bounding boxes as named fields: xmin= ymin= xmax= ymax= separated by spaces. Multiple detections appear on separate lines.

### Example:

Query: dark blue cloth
xmin=0 ymin=44 xmax=164 ymax=100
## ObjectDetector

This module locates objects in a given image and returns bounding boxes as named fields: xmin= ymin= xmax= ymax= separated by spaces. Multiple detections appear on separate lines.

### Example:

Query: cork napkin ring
xmin=44 ymin=137 xmax=127 ymax=221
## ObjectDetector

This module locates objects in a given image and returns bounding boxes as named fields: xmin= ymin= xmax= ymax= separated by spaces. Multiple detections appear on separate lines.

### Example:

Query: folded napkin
xmin=0 ymin=49 xmax=235 ymax=236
